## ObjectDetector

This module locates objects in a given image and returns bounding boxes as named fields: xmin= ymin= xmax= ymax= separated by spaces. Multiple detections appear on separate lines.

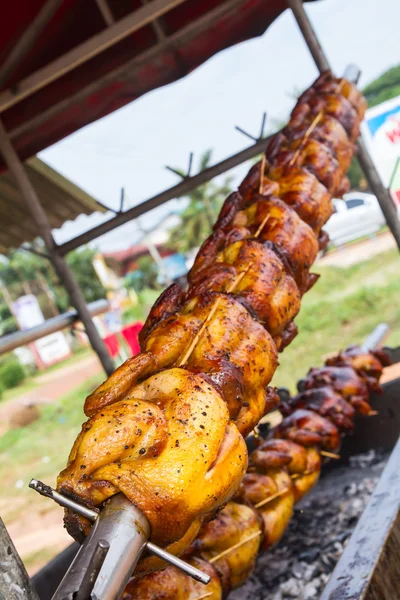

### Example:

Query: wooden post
xmin=0 ymin=518 xmax=40 ymax=600
xmin=0 ymin=120 xmax=114 ymax=376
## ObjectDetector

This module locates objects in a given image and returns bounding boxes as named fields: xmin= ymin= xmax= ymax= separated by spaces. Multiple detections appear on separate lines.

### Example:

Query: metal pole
xmin=355 ymin=139 xmax=400 ymax=249
xmin=286 ymin=0 xmax=330 ymax=72
xmin=0 ymin=120 xmax=115 ymax=376
xmin=58 ymin=136 xmax=270 ymax=255
xmin=0 ymin=299 xmax=109 ymax=355
xmin=0 ymin=518 xmax=40 ymax=600
xmin=287 ymin=0 xmax=400 ymax=251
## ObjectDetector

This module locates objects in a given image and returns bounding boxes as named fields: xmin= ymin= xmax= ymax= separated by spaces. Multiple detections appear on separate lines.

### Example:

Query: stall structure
xmin=0 ymin=2 xmax=399 ymax=598
xmin=0 ymin=0 xmax=399 ymax=378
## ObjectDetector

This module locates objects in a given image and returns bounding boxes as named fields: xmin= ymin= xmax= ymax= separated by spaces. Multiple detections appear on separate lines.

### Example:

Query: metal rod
xmin=0 ymin=518 xmax=40 ymax=600
xmin=52 ymin=495 xmax=151 ymax=600
xmin=0 ymin=299 xmax=109 ymax=355
xmin=286 ymin=0 xmax=330 ymax=72
xmin=0 ymin=0 xmax=189 ymax=114
xmin=0 ymin=119 xmax=115 ymax=376
xmin=361 ymin=323 xmax=390 ymax=352
xmin=75 ymin=540 xmax=110 ymax=600
xmin=29 ymin=479 xmax=99 ymax=522
xmin=287 ymin=0 xmax=400 ymax=251
xmin=30 ymin=482 xmax=211 ymax=586
xmin=146 ymin=542 xmax=211 ymax=585
xmin=355 ymin=138 xmax=400 ymax=250
xmin=0 ymin=0 xmax=62 ymax=89
xmin=58 ymin=136 xmax=269 ymax=255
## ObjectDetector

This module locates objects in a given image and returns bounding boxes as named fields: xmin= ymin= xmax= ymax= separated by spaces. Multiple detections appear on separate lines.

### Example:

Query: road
xmin=317 ymin=231 xmax=396 ymax=267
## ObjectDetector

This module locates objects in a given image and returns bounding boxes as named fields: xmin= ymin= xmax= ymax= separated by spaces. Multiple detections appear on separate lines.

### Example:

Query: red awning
xmin=0 ymin=0 xmax=315 ymax=170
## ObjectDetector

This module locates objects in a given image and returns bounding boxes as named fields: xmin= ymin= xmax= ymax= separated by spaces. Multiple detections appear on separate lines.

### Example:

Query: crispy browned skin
xmin=125 ymin=345 xmax=388 ymax=599
xmin=57 ymin=71 xmax=365 ymax=561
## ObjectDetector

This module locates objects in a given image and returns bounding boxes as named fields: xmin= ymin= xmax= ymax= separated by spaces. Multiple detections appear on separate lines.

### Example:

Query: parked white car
xmin=324 ymin=192 xmax=386 ymax=247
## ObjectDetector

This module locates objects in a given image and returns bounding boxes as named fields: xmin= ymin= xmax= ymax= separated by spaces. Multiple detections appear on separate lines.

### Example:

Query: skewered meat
xmin=57 ymin=71 xmax=366 ymax=560
xmin=124 ymin=346 xmax=388 ymax=599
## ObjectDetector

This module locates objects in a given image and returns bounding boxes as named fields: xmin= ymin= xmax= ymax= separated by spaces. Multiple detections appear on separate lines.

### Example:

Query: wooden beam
xmin=9 ymin=0 xmax=244 ymax=142
xmin=0 ymin=0 xmax=189 ymax=113
xmin=0 ymin=0 xmax=62 ymax=89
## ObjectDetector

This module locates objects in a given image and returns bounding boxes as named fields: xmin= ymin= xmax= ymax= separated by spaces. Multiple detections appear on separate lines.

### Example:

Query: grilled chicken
xmin=57 ymin=71 xmax=366 ymax=562
xmin=124 ymin=346 xmax=388 ymax=598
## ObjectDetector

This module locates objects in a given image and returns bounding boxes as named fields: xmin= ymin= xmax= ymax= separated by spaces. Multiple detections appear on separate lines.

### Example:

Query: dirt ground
xmin=317 ymin=231 xmax=396 ymax=267
xmin=0 ymin=354 xmax=102 ymax=436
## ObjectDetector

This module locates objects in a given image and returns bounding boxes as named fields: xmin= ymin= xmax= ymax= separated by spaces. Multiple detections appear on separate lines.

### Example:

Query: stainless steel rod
xmin=0 ymin=299 xmax=109 ymax=355
xmin=29 ymin=479 xmax=99 ymax=522
xmin=361 ymin=323 xmax=390 ymax=352
xmin=146 ymin=542 xmax=211 ymax=584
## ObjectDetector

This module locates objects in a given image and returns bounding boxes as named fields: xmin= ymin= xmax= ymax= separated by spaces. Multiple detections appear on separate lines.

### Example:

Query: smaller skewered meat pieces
xmin=124 ymin=345 xmax=388 ymax=599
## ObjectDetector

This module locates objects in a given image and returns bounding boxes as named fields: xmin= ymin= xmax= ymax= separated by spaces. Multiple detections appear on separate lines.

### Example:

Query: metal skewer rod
xmin=361 ymin=323 xmax=390 ymax=352
xmin=29 ymin=480 xmax=211 ymax=594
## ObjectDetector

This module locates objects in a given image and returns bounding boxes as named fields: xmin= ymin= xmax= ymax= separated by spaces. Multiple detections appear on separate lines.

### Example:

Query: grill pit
xmin=230 ymin=450 xmax=388 ymax=600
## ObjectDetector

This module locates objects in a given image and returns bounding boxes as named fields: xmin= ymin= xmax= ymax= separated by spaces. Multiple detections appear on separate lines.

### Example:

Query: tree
xmin=167 ymin=150 xmax=233 ymax=253
xmin=66 ymin=247 xmax=107 ymax=307
xmin=125 ymin=255 xmax=160 ymax=292
xmin=0 ymin=246 xmax=107 ymax=333
xmin=363 ymin=64 xmax=400 ymax=108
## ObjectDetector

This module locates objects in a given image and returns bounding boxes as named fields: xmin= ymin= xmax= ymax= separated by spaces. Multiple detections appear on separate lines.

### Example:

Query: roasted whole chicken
xmin=57 ymin=72 xmax=366 ymax=558
xmin=123 ymin=346 xmax=389 ymax=599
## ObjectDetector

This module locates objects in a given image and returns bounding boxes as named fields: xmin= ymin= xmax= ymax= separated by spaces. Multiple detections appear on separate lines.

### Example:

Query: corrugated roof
xmin=0 ymin=156 xmax=107 ymax=252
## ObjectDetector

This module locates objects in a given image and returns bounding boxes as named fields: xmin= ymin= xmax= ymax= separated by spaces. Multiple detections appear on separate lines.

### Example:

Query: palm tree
xmin=167 ymin=150 xmax=233 ymax=254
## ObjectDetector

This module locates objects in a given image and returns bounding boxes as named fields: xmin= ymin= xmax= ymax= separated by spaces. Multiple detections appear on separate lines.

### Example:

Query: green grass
xmin=0 ymin=375 xmax=102 ymax=521
xmin=0 ymin=247 xmax=399 ymax=529
xmin=0 ymin=346 xmax=92 ymax=404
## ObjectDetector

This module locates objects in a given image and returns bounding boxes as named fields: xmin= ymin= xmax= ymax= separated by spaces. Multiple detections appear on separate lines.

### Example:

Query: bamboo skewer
xmin=178 ymin=213 xmax=269 ymax=367
xmin=254 ymin=487 xmax=289 ymax=509
xmin=209 ymin=531 xmax=262 ymax=564
xmin=320 ymin=451 xmax=341 ymax=460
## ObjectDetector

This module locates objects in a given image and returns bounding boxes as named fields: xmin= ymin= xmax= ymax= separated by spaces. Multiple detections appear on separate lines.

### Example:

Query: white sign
xmin=361 ymin=95 xmax=400 ymax=204
xmin=12 ymin=295 xmax=70 ymax=367
xmin=13 ymin=294 xmax=45 ymax=330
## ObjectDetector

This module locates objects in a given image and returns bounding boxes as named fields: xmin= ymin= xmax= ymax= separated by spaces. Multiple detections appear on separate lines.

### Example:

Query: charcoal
xmin=230 ymin=450 xmax=387 ymax=600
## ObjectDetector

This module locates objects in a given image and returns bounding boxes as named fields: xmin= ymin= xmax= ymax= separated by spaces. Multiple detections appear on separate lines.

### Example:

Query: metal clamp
xmin=29 ymin=480 xmax=210 ymax=600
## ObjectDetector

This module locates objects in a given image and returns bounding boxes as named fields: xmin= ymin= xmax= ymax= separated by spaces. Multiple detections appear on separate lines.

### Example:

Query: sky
xmin=39 ymin=0 xmax=400 ymax=252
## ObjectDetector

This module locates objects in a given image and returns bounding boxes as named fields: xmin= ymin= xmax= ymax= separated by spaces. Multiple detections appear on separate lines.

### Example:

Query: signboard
xmin=12 ymin=294 xmax=70 ymax=367
xmin=361 ymin=95 xmax=400 ymax=205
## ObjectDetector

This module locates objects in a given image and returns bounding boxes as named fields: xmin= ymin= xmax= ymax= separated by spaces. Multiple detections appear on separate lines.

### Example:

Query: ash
xmin=230 ymin=449 xmax=388 ymax=600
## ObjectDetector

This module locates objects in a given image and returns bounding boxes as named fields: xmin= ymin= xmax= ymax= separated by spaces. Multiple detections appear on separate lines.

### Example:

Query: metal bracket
xmin=165 ymin=151 xmax=194 ymax=180
xmin=235 ymin=111 xmax=267 ymax=143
